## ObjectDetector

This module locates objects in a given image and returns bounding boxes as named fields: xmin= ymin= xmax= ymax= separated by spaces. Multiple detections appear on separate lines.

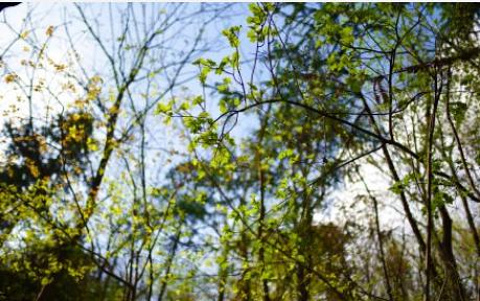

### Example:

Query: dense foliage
xmin=0 ymin=3 xmax=480 ymax=301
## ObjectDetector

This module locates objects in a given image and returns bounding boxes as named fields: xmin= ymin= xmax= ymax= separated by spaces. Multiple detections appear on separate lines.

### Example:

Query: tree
xmin=1 ymin=3 xmax=480 ymax=301
xmin=169 ymin=3 xmax=480 ymax=300
xmin=0 ymin=3 xmax=228 ymax=299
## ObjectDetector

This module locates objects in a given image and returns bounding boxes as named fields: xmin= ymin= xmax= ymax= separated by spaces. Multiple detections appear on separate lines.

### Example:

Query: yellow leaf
xmin=26 ymin=158 xmax=40 ymax=178
xmin=87 ymin=138 xmax=98 ymax=151
xmin=46 ymin=25 xmax=54 ymax=37
xmin=20 ymin=30 xmax=29 ymax=39
xmin=54 ymin=64 xmax=66 ymax=72
xmin=4 ymin=73 xmax=18 ymax=83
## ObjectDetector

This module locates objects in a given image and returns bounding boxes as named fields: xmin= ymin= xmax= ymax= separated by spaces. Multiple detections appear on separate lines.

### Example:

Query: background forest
xmin=0 ymin=3 xmax=479 ymax=301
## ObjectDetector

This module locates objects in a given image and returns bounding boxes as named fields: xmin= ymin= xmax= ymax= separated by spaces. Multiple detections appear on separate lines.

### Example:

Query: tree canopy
xmin=0 ymin=3 xmax=480 ymax=301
